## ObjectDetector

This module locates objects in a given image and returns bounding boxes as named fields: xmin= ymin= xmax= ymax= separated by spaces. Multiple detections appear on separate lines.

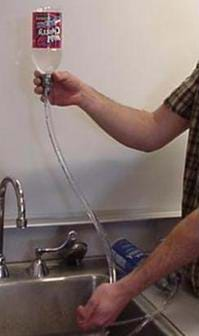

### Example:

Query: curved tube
xmin=42 ymin=76 xmax=179 ymax=334
xmin=43 ymin=77 xmax=116 ymax=283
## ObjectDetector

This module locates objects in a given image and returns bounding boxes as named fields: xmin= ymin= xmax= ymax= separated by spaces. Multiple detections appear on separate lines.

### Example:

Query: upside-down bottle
xmin=32 ymin=6 xmax=62 ymax=74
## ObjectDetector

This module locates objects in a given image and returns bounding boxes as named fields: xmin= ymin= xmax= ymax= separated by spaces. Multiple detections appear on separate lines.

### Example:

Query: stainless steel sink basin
xmin=0 ymin=259 xmax=183 ymax=336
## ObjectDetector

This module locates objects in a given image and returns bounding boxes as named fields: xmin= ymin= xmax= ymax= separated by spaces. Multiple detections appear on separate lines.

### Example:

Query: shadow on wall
xmin=1 ymin=145 xmax=183 ymax=220
xmin=0 ymin=8 xmax=186 ymax=220
xmin=9 ymin=15 xmax=33 ymax=100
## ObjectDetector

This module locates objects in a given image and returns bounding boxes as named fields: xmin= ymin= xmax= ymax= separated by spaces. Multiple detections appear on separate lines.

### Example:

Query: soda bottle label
xmin=32 ymin=12 xmax=62 ymax=49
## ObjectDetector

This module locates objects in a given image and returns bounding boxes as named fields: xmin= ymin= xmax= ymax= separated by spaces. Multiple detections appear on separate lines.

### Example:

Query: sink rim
xmin=0 ymin=257 xmax=185 ymax=336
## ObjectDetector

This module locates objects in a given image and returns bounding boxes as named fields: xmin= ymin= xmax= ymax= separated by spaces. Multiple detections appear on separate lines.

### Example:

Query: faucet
xmin=0 ymin=177 xmax=27 ymax=278
xmin=29 ymin=230 xmax=87 ymax=278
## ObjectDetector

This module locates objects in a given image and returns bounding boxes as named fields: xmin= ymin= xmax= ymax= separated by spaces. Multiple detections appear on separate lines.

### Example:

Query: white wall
xmin=1 ymin=1 xmax=199 ymax=222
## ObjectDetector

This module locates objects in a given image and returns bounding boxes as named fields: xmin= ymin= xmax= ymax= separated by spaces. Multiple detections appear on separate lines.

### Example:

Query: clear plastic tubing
xmin=32 ymin=5 xmax=116 ymax=284
xmin=110 ymin=276 xmax=179 ymax=335
xmin=43 ymin=94 xmax=179 ymax=335
xmin=36 ymin=6 xmax=177 ymax=333
xmin=43 ymin=97 xmax=116 ymax=284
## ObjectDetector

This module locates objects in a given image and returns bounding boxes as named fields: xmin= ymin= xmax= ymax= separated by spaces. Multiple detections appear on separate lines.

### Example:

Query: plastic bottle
xmin=32 ymin=6 xmax=62 ymax=73
xmin=32 ymin=7 xmax=117 ymax=283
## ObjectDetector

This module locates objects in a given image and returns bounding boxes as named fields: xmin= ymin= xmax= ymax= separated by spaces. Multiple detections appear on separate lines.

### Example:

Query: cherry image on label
xmin=32 ymin=12 xmax=62 ymax=49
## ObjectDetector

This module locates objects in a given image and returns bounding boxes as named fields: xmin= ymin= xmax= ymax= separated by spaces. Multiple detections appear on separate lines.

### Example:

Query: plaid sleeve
xmin=164 ymin=63 xmax=199 ymax=120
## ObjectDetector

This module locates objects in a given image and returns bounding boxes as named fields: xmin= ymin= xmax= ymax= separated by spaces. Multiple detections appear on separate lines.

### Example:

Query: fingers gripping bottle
xmin=32 ymin=7 xmax=63 ymax=94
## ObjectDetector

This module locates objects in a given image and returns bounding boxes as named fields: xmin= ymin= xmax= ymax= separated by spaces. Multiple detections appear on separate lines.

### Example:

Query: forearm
xmin=79 ymin=84 xmax=155 ymax=151
xmin=117 ymin=209 xmax=199 ymax=300
xmin=35 ymin=71 xmax=189 ymax=151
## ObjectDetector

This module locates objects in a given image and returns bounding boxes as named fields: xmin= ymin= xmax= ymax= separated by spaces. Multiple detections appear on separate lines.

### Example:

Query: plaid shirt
xmin=164 ymin=63 xmax=199 ymax=218
xmin=164 ymin=63 xmax=199 ymax=296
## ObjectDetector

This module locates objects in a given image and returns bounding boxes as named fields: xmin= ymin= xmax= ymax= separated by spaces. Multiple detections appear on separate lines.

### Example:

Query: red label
xmin=32 ymin=12 xmax=62 ymax=49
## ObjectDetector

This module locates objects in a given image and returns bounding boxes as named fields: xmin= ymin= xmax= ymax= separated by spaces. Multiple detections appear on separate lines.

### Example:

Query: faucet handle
xmin=28 ymin=257 xmax=49 ymax=279
xmin=28 ymin=230 xmax=86 ymax=278
xmin=60 ymin=240 xmax=88 ymax=266
xmin=0 ymin=256 xmax=9 ymax=279
xmin=36 ymin=230 xmax=78 ymax=257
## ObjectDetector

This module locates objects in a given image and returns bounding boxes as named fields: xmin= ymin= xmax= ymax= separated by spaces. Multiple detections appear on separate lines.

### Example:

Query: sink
xmin=0 ymin=273 xmax=105 ymax=336
xmin=0 ymin=259 xmax=183 ymax=336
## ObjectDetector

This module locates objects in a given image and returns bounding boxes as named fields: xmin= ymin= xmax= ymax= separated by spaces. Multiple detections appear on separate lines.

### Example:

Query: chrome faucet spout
xmin=0 ymin=177 xmax=27 ymax=278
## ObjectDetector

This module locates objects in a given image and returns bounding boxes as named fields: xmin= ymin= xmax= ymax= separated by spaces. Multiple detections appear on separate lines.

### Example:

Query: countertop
xmin=143 ymin=285 xmax=199 ymax=336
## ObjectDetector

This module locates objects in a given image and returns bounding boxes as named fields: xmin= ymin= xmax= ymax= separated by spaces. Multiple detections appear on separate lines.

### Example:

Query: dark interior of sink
xmin=36 ymin=300 xmax=172 ymax=336
xmin=108 ymin=301 xmax=169 ymax=336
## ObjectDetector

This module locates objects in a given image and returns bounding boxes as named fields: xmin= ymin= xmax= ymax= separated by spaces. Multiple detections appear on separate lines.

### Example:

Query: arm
xmin=34 ymin=71 xmax=189 ymax=152
xmin=119 ymin=209 xmax=199 ymax=296
xmin=76 ymin=209 xmax=199 ymax=330
xmin=79 ymin=86 xmax=189 ymax=151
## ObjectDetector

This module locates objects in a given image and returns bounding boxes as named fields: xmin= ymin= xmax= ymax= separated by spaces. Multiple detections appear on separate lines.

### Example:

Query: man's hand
xmin=33 ymin=70 xmax=85 ymax=107
xmin=76 ymin=282 xmax=130 ymax=331
xmin=77 ymin=209 xmax=199 ymax=332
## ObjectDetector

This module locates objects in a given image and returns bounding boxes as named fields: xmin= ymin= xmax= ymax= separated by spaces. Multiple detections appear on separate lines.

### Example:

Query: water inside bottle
xmin=32 ymin=48 xmax=62 ymax=73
